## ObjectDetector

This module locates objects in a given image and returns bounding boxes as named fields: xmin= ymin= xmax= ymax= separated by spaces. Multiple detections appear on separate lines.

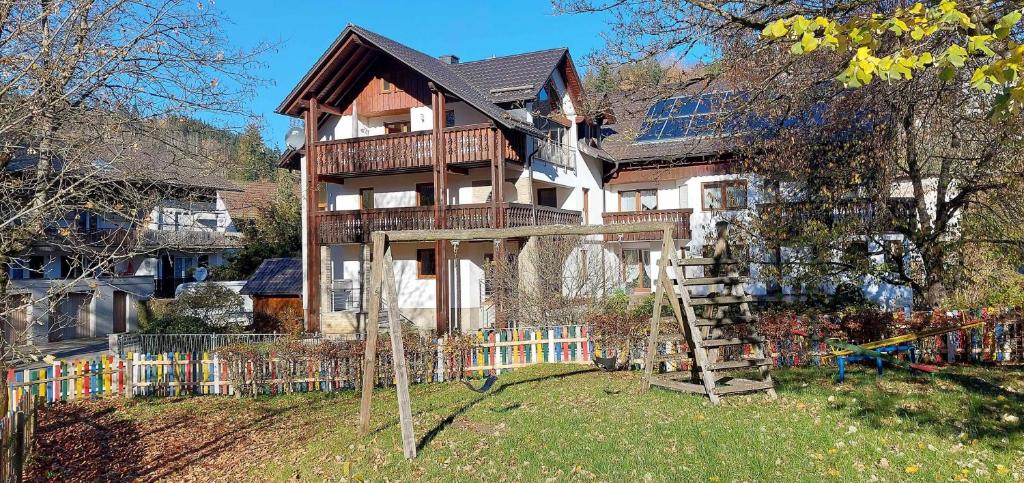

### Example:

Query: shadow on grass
xmin=414 ymin=367 xmax=596 ymax=452
xmin=772 ymin=364 xmax=1024 ymax=443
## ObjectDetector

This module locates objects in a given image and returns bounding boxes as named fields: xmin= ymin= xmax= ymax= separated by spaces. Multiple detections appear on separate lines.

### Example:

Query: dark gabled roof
xmin=240 ymin=258 xmax=302 ymax=296
xmin=277 ymin=24 xmax=545 ymax=137
xmin=450 ymin=48 xmax=568 ymax=103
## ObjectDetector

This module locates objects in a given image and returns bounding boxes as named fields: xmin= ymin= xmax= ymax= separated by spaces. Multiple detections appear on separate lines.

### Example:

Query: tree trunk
xmin=920 ymin=246 xmax=948 ymax=308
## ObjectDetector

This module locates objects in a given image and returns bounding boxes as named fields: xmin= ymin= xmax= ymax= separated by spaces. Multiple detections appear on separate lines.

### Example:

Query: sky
xmin=214 ymin=0 xmax=614 ymax=149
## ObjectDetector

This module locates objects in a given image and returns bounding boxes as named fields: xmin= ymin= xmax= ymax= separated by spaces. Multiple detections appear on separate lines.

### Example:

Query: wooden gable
xmin=336 ymin=58 xmax=432 ymax=116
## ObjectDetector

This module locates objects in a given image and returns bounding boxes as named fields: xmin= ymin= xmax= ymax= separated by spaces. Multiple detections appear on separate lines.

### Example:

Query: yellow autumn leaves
xmin=760 ymin=1 xmax=1024 ymax=115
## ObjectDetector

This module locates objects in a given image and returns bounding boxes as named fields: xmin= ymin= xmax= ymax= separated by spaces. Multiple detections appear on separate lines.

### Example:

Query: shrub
xmin=140 ymin=284 xmax=247 ymax=334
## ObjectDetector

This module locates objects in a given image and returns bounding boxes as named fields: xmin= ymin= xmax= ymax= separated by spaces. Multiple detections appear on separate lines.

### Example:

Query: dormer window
xmin=381 ymin=78 xmax=396 ymax=93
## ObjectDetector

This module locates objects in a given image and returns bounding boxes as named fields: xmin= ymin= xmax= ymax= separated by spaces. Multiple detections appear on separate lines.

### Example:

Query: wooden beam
xmin=642 ymin=229 xmax=673 ymax=391
xmin=357 ymin=235 xmax=387 ymax=436
xmin=446 ymin=166 xmax=469 ymax=176
xmin=324 ymin=51 xmax=377 ymax=107
xmin=382 ymin=242 xmax=417 ymax=459
xmin=305 ymin=98 xmax=322 ymax=333
xmin=317 ymin=47 xmax=369 ymax=104
xmin=382 ymin=221 xmax=676 ymax=243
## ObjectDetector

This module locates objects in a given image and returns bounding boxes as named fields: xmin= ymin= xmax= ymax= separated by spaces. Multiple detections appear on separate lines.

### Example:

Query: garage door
xmin=49 ymin=293 xmax=92 ymax=342
xmin=3 ymin=295 xmax=31 ymax=346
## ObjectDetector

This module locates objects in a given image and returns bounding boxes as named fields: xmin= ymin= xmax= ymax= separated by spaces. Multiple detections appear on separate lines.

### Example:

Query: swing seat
xmin=593 ymin=355 xmax=620 ymax=371
xmin=462 ymin=375 xmax=498 ymax=393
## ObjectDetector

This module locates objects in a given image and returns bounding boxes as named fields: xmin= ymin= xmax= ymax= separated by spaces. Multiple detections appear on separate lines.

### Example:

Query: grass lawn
xmin=28 ymin=363 xmax=1024 ymax=481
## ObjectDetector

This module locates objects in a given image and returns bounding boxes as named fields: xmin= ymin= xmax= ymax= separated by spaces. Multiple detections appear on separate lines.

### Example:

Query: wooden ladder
xmin=642 ymin=227 xmax=777 ymax=404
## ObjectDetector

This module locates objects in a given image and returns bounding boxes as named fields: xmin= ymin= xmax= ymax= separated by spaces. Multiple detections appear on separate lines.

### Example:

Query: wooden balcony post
xmin=305 ymin=98 xmax=322 ymax=333
xmin=429 ymin=84 xmax=449 ymax=334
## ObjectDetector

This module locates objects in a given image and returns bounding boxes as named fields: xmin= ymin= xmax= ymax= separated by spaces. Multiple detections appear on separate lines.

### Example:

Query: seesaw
xmin=825 ymin=321 xmax=984 ymax=382
xmin=827 ymin=339 xmax=939 ymax=382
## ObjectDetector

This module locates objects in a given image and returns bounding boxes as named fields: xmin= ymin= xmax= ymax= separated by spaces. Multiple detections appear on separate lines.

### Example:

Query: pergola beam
xmin=382 ymin=221 xmax=676 ymax=243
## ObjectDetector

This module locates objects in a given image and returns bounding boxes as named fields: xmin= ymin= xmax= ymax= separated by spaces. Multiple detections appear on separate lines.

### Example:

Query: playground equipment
xmin=827 ymin=339 xmax=937 ymax=382
xmin=827 ymin=321 xmax=984 ymax=382
xmin=642 ymin=222 xmax=776 ymax=403
xmin=356 ymin=221 xmax=703 ymax=459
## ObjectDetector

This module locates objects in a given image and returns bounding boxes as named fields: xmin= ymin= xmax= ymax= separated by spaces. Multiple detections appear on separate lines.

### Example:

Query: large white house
xmin=278 ymin=25 xmax=923 ymax=337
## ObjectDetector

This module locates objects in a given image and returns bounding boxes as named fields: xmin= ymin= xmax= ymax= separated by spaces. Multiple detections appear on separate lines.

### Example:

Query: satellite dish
xmin=194 ymin=266 xmax=209 ymax=282
xmin=285 ymin=126 xmax=305 ymax=150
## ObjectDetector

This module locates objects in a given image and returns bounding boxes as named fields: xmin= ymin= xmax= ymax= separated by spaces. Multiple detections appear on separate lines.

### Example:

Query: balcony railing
xmin=316 ymin=203 xmax=582 ymax=244
xmin=757 ymin=198 xmax=915 ymax=233
xmin=602 ymin=209 xmax=693 ymax=241
xmin=315 ymin=123 xmax=524 ymax=176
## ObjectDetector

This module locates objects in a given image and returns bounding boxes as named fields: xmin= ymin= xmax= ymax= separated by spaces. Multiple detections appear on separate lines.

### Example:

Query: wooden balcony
xmin=602 ymin=209 xmax=693 ymax=241
xmin=316 ymin=203 xmax=582 ymax=244
xmin=315 ymin=123 xmax=524 ymax=177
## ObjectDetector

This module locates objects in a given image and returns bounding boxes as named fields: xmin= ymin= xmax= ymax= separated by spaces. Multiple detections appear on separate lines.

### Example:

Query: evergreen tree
xmin=215 ymin=178 xmax=301 ymax=280
xmin=235 ymin=122 xmax=277 ymax=181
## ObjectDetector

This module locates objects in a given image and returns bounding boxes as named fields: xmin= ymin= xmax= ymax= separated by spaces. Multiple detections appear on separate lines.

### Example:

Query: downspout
xmin=528 ymin=138 xmax=540 ymax=226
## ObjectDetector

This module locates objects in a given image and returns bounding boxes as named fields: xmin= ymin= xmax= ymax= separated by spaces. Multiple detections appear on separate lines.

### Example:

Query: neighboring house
xmin=599 ymin=84 xmax=920 ymax=309
xmin=240 ymin=258 xmax=303 ymax=332
xmin=5 ymin=152 xmax=243 ymax=345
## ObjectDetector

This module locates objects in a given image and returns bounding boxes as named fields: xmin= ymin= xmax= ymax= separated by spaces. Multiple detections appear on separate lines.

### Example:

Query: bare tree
xmin=0 ymin=0 xmax=269 ymax=358
xmin=559 ymin=0 xmax=1024 ymax=307
xmin=489 ymin=236 xmax=620 ymax=328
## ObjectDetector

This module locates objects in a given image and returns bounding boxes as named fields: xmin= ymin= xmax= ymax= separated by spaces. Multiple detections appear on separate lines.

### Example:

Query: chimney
xmin=438 ymin=54 xmax=459 ymax=65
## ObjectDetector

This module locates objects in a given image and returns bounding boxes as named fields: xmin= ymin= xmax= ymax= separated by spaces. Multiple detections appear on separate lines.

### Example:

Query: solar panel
xmin=636 ymin=92 xmax=734 ymax=143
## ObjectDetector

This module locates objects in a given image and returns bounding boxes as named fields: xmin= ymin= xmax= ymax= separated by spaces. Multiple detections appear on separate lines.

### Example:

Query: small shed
xmin=241 ymin=258 xmax=303 ymax=332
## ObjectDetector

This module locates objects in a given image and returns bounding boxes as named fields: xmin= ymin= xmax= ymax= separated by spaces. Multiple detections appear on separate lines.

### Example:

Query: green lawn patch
xmin=29 ymin=364 xmax=1024 ymax=481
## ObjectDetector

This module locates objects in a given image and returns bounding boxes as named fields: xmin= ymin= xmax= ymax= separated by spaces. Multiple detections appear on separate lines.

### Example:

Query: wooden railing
xmin=602 ymin=209 xmax=693 ymax=241
xmin=317 ymin=203 xmax=582 ymax=244
xmin=505 ymin=204 xmax=583 ymax=227
xmin=315 ymin=123 xmax=523 ymax=176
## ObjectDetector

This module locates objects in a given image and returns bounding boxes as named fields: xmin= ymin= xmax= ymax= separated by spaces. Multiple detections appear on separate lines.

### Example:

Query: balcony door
xmin=623 ymin=249 xmax=652 ymax=291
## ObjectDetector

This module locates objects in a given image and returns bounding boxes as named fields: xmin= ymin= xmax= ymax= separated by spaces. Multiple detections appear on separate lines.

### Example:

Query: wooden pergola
xmin=356 ymin=221 xmax=679 ymax=459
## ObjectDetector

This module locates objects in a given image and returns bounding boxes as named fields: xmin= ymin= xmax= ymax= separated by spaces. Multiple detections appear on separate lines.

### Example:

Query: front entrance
xmin=49 ymin=293 xmax=91 ymax=342
xmin=113 ymin=291 xmax=127 ymax=333
xmin=3 ymin=295 xmax=31 ymax=345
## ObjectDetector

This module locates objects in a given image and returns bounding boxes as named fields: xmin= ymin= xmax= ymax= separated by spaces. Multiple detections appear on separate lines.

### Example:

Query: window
xmin=884 ymin=240 xmax=904 ymax=272
xmin=384 ymin=121 xmax=410 ymax=134
xmin=360 ymin=188 xmax=374 ymax=209
xmin=29 ymin=256 xmax=45 ymax=279
xmin=416 ymin=183 xmax=435 ymax=206
xmin=623 ymin=249 xmax=651 ymax=290
xmin=445 ymin=110 xmax=456 ymax=128
xmin=416 ymin=249 xmax=437 ymax=279
xmin=702 ymin=180 xmax=747 ymax=211
xmin=537 ymin=188 xmax=557 ymax=208
xmin=619 ymin=189 xmax=657 ymax=212
xmin=381 ymin=78 xmax=395 ymax=93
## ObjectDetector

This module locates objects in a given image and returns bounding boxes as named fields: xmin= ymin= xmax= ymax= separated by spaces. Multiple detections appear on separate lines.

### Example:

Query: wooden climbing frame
xmin=355 ymin=221 xmax=677 ymax=459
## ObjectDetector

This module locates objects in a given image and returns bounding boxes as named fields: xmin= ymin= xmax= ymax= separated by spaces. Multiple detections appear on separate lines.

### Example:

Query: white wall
xmin=8 ymin=276 xmax=152 ymax=343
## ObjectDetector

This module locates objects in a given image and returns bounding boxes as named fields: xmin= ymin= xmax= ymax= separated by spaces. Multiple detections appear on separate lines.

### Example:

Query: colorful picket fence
xmin=449 ymin=325 xmax=592 ymax=377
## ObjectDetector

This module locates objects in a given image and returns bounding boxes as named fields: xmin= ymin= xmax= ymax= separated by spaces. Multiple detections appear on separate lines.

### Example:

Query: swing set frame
xmin=355 ymin=221 xmax=678 ymax=459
